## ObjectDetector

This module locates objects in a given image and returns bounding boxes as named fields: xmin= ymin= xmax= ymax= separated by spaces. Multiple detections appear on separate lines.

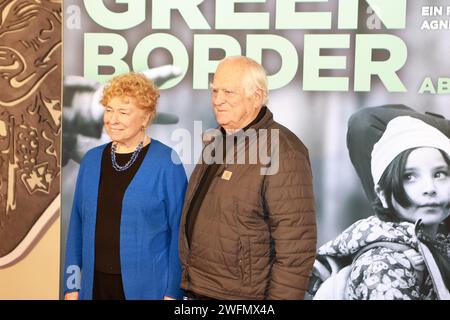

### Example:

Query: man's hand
xmin=64 ymin=291 xmax=79 ymax=300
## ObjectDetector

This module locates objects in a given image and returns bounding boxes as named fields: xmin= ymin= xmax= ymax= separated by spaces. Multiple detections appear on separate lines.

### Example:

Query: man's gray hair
xmin=219 ymin=56 xmax=268 ymax=105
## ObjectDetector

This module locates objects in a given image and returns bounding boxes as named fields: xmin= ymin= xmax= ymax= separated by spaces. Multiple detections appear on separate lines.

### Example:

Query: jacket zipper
xmin=184 ymin=164 xmax=208 ymax=249
xmin=183 ymin=164 xmax=209 ymax=291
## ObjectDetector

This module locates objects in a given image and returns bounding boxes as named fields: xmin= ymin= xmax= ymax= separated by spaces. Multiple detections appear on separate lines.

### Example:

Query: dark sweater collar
xmin=220 ymin=106 xmax=269 ymax=135
xmin=203 ymin=106 xmax=273 ymax=145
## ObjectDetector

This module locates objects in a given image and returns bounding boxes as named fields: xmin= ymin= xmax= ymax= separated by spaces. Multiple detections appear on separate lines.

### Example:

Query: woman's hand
xmin=64 ymin=292 xmax=79 ymax=300
xmin=163 ymin=296 xmax=175 ymax=300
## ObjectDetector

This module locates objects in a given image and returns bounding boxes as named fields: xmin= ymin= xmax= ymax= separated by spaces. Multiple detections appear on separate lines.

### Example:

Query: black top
xmin=94 ymin=142 xmax=150 ymax=274
xmin=185 ymin=107 xmax=267 ymax=246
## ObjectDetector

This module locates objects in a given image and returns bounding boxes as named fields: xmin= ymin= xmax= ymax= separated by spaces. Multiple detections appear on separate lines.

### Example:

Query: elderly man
xmin=178 ymin=56 xmax=317 ymax=300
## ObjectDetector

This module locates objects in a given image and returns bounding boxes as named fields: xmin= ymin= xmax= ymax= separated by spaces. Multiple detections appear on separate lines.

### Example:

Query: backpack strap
xmin=353 ymin=241 xmax=415 ymax=261
xmin=417 ymin=240 xmax=450 ymax=300
xmin=414 ymin=219 xmax=450 ymax=300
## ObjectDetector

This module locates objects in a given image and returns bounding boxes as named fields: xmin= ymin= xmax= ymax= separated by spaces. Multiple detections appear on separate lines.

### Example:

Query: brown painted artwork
xmin=0 ymin=0 xmax=61 ymax=265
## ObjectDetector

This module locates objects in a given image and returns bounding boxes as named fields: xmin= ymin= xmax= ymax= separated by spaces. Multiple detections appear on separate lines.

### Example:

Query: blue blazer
xmin=64 ymin=140 xmax=187 ymax=299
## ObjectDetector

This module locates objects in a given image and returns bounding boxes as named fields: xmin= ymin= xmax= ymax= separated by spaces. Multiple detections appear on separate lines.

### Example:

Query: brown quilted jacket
xmin=178 ymin=108 xmax=317 ymax=299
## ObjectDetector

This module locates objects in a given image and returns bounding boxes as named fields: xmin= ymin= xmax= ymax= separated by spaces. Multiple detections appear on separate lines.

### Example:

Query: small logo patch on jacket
xmin=221 ymin=170 xmax=232 ymax=180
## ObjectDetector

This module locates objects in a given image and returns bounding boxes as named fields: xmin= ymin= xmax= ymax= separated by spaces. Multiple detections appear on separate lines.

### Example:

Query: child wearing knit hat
xmin=372 ymin=116 xmax=450 ymax=234
xmin=312 ymin=108 xmax=450 ymax=300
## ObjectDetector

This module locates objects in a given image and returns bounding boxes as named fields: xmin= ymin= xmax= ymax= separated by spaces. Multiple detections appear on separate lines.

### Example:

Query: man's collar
xmin=220 ymin=106 xmax=268 ymax=135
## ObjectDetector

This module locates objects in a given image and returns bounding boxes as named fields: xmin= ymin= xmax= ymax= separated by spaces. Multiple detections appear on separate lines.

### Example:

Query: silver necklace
xmin=110 ymin=140 xmax=144 ymax=171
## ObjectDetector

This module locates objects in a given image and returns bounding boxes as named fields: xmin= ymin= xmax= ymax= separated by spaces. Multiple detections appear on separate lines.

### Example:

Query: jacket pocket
xmin=238 ymin=236 xmax=252 ymax=286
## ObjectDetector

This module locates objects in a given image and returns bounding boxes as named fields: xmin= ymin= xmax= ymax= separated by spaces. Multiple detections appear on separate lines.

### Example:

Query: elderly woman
xmin=63 ymin=72 xmax=187 ymax=300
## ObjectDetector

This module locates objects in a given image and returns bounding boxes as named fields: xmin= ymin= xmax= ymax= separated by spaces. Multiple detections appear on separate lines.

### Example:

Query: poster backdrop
xmin=0 ymin=0 xmax=61 ymax=299
xmin=62 ymin=0 xmax=450 ymax=295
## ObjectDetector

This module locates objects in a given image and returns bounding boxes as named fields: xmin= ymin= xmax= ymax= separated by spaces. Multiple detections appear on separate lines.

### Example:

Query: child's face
xmin=392 ymin=147 xmax=450 ymax=226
